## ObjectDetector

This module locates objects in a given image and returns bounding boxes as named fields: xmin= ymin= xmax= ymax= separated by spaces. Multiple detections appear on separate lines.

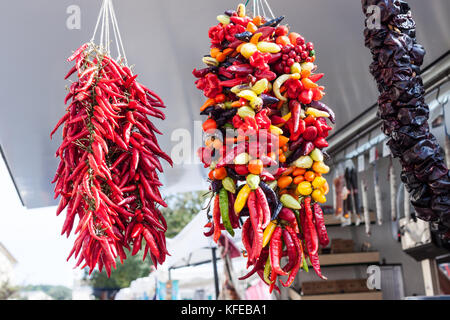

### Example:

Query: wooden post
xmin=421 ymin=259 xmax=441 ymax=296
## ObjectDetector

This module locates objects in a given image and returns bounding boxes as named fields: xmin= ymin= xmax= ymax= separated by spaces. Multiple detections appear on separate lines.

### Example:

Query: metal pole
xmin=211 ymin=247 xmax=220 ymax=299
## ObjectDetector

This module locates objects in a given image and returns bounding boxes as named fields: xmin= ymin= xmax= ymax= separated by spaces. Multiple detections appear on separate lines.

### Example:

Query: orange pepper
xmin=288 ymin=32 xmax=300 ymax=45
xmin=293 ymin=168 xmax=306 ymax=176
xmin=278 ymin=176 xmax=293 ymax=189
xmin=281 ymin=167 xmax=294 ymax=177
xmin=253 ymin=16 xmax=263 ymax=26
xmin=210 ymin=48 xmax=220 ymax=58
xmin=304 ymin=171 xmax=316 ymax=182
xmin=293 ymin=175 xmax=305 ymax=184
xmin=301 ymin=69 xmax=311 ymax=79
xmin=216 ymin=52 xmax=227 ymax=63
xmin=279 ymin=189 xmax=289 ymax=196
xmin=279 ymin=154 xmax=286 ymax=163
xmin=202 ymin=118 xmax=217 ymax=132
xmin=311 ymin=56 xmax=316 ymax=62
xmin=248 ymin=159 xmax=264 ymax=175
xmin=276 ymin=36 xmax=290 ymax=46
xmin=278 ymin=135 xmax=289 ymax=148
xmin=200 ymin=98 xmax=216 ymax=112
xmin=282 ymin=145 xmax=288 ymax=152
xmin=223 ymin=48 xmax=234 ymax=56
xmin=208 ymin=170 xmax=215 ymax=180
xmin=280 ymin=85 xmax=287 ymax=93
xmin=213 ymin=167 xmax=227 ymax=180
xmin=231 ymin=100 xmax=242 ymax=108
xmin=246 ymin=22 xmax=258 ymax=33
xmin=302 ymin=78 xmax=319 ymax=90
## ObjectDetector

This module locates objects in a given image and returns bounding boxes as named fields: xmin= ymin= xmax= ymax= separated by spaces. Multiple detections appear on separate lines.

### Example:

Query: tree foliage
xmin=0 ymin=280 xmax=19 ymax=300
xmin=85 ymin=191 xmax=206 ymax=291
xmin=162 ymin=190 xmax=206 ymax=238
xmin=20 ymin=284 xmax=72 ymax=300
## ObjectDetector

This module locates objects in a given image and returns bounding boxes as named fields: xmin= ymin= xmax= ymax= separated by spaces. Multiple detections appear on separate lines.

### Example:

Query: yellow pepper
xmin=262 ymin=221 xmax=278 ymax=247
xmin=237 ymin=89 xmax=257 ymax=102
xmin=297 ymin=181 xmax=313 ymax=196
xmin=312 ymin=189 xmax=327 ymax=203
xmin=250 ymin=32 xmax=263 ymax=45
xmin=320 ymin=181 xmax=330 ymax=195
xmin=234 ymin=184 xmax=251 ymax=214
xmin=306 ymin=107 xmax=330 ymax=118
xmin=240 ymin=43 xmax=258 ymax=59
xmin=257 ymin=42 xmax=281 ymax=53
xmin=312 ymin=161 xmax=330 ymax=174
xmin=251 ymin=79 xmax=269 ymax=95
xmin=312 ymin=176 xmax=327 ymax=189
xmin=269 ymin=125 xmax=283 ymax=136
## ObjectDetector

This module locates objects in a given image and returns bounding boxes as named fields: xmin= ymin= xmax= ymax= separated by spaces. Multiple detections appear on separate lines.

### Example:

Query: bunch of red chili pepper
xmin=51 ymin=42 xmax=172 ymax=276
xmin=194 ymin=4 xmax=334 ymax=292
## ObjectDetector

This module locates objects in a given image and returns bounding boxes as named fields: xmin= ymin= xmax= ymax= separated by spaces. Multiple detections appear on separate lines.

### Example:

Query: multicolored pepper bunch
xmin=362 ymin=0 xmax=450 ymax=237
xmin=51 ymin=43 xmax=172 ymax=276
xmin=194 ymin=4 xmax=334 ymax=292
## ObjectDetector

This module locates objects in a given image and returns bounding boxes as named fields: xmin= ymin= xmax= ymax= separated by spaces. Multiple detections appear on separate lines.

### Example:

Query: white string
xmin=253 ymin=0 xmax=256 ymax=18
xmin=89 ymin=0 xmax=128 ymax=66
xmin=109 ymin=0 xmax=128 ymax=66
xmin=105 ymin=0 xmax=110 ymax=53
xmin=263 ymin=0 xmax=276 ymax=19
xmin=99 ymin=0 xmax=106 ymax=49
xmin=90 ymin=0 xmax=105 ymax=43
xmin=260 ymin=0 xmax=267 ymax=20
xmin=108 ymin=0 xmax=121 ymax=61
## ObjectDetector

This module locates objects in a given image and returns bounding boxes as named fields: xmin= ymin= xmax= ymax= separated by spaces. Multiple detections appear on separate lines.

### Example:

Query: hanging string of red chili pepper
xmin=194 ymin=3 xmax=334 ymax=292
xmin=51 ymin=1 xmax=172 ymax=276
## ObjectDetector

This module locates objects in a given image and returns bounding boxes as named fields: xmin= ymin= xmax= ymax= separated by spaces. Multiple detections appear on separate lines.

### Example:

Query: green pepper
xmin=264 ymin=255 xmax=273 ymax=284
xmin=268 ymin=180 xmax=278 ymax=190
xmin=246 ymin=174 xmax=260 ymax=190
xmin=302 ymin=255 xmax=309 ymax=272
xmin=222 ymin=177 xmax=236 ymax=194
xmin=219 ymin=188 xmax=234 ymax=236
xmin=280 ymin=194 xmax=301 ymax=210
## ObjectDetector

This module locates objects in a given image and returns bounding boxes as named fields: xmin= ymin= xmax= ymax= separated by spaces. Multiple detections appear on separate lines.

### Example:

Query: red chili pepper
xmin=281 ymin=228 xmax=298 ymax=274
xmin=313 ymin=137 xmax=329 ymax=148
xmin=302 ymin=197 xmax=326 ymax=279
xmin=313 ymin=203 xmax=330 ymax=247
xmin=281 ymin=226 xmax=303 ymax=287
xmin=298 ymin=89 xmax=314 ymax=105
xmin=309 ymin=73 xmax=324 ymax=83
xmin=270 ymin=226 xmax=288 ymax=276
xmin=213 ymin=194 xmax=222 ymax=243
xmin=255 ymin=187 xmax=271 ymax=229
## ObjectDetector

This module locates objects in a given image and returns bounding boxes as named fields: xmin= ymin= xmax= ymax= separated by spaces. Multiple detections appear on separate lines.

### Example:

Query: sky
xmin=0 ymin=155 xmax=81 ymax=288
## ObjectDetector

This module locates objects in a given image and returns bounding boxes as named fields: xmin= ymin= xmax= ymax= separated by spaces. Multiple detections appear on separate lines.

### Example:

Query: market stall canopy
xmin=164 ymin=209 xmax=242 ymax=270
xmin=0 ymin=0 xmax=449 ymax=208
